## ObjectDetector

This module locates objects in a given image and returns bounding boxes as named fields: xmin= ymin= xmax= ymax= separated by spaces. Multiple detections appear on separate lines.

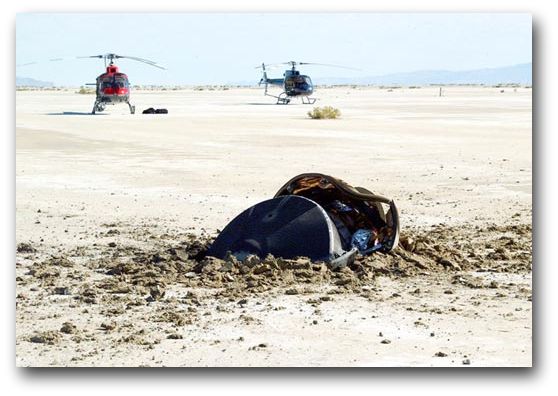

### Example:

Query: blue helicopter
xmin=257 ymin=61 xmax=358 ymax=104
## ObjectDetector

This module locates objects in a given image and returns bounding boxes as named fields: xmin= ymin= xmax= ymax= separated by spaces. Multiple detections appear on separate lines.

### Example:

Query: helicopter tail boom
xmin=257 ymin=63 xmax=284 ymax=93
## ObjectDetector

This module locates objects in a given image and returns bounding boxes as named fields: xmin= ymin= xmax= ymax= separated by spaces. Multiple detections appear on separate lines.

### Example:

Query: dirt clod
xmin=29 ymin=331 xmax=61 ymax=345
xmin=60 ymin=322 xmax=77 ymax=334
xmin=17 ymin=242 xmax=36 ymax=253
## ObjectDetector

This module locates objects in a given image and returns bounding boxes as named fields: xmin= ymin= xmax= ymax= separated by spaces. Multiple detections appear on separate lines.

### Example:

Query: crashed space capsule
xmin=207 ymin=173 xmax=400 ymax=268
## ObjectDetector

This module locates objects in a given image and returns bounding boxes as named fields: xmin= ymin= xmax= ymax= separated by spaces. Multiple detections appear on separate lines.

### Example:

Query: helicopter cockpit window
xmin=114 ymin=77 xmax=128 ymax=88
xmin=294 ymin=76 xmax=312 ymax=90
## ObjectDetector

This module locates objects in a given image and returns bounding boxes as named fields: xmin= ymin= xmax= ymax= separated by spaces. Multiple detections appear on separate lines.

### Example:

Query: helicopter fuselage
xmin=91 ymin=64 xmax=135 ymax=114
xmin=283 ymin=70 xmax=314 ymax=97
xmin=264 ymin=70 xmax=314 ymax=97
xmin=95 ymin=65 xmax=130 ymax=103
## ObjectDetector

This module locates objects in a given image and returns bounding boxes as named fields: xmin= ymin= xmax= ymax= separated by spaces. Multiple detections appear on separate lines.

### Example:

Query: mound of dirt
xmin=18 ymin=223 xmax=532 ymax=302
xmin=17 ymin=242 xmax=36 ymax=254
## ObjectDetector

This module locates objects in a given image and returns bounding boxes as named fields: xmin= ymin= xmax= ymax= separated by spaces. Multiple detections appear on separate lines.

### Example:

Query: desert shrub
xmin=307 ymin=106 xmax=341 ymax=119
xmin=76 ymin=86 xmax=94 ymax=95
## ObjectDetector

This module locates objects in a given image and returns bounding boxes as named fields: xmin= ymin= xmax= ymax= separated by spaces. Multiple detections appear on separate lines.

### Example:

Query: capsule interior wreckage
xmin=207 ymin=174 xmax=400 ymax=268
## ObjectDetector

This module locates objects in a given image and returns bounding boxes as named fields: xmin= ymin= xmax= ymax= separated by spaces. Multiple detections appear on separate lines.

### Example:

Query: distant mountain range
xmin=16 ymin=76 xmax=53 ymax=87
xmin=314 ymin=63 xmax=532 ymax=86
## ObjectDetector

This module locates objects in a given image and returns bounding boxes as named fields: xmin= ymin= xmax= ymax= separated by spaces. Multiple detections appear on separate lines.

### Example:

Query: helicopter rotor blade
xmin=268 ymin=61 xmax=300 ymax=67
xmin=114 ymin=55 xmax=167 ymax=70
xmin=296 ymin=62 xmax=361 ymax=71
xmin=265 ymin=61 xmax=295 ymax=66
xmin=72 ymin=54 xmax=166 ymax=70
xmin=16 ymin=61 xmax=38 ymax=67
xmin=255 ymin=63 xmax=287 ymax=70
xmin=76 ymin=55 xmax=105 ymax=59
xmin=48 ymin=56 xmax=91 ymax=62
xmin=263 ymin=61 xmax=361 ymax=71
xmin=17 ymin=56 xmax=96 ymax=68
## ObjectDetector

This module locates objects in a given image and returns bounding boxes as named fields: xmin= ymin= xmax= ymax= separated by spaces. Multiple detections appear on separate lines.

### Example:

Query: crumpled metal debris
xmin=208 ymin=173 xmax=400 ymax=268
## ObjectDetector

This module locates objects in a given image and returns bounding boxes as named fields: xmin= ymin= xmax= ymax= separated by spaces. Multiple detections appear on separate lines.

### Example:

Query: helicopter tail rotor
xmin=257 ymin=63 xmax=268 ymax=83
xmin=256 ymin=63 xmax=270 ymax=93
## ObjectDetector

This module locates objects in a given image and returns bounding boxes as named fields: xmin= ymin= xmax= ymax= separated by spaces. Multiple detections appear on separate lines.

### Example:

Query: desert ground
xmin=15 ymin=86 xmax=532 ymax=366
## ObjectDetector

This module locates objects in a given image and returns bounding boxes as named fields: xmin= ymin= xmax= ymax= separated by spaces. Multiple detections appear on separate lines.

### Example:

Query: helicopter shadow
xmin=46 ymin=112 xmax=107 ymax=116
xmin=244 ymin=102 xmax=284 ymax=106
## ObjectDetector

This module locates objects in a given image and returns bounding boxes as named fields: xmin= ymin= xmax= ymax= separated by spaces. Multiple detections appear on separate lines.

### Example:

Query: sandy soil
xmin=15 ymin=86 xmax=532 ymax=366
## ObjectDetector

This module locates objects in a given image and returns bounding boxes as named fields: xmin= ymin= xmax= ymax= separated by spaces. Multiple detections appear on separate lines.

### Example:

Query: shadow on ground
xmin=46 ymin=112 xmax=105 ymax=116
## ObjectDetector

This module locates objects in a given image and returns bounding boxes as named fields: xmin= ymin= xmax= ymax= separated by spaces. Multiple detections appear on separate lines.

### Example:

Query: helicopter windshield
xmin=114 ymin=77 xmax=128 ymax=88
xmin=100 ymin=78 xmax=111 ymax=90
xmin=294 ymin=76 xmax=312 ymax=90
xmin=100 ymin=76 xmax=129 ymax=91
xmin=285 ymin=75 xmax=313 ymax=94
xmin=296 ymin=76 xmax=312 ymax=89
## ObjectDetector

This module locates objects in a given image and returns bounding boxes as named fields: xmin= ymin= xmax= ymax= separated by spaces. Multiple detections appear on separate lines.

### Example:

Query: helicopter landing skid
xmin=92 ymin=101 xmax=106 ymax=114
xmin=301 ymin=96 xmax=317 ymax=105
xmin=91 ymin=101 xmax=135 ymax=114
xmin=265 ymin=91 xmax=316 ymax=105
xmin=264 ymin=91 xmax=291 ymax=105
xmin=276 ymin=92 xmax=291 ymax=105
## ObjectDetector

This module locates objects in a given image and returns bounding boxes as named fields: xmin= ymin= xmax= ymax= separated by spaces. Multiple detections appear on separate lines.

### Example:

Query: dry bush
xmin=76 ymin=86 xmax=94 ymax=95
xmin=307 ymin=106 xmax=341 ymax=119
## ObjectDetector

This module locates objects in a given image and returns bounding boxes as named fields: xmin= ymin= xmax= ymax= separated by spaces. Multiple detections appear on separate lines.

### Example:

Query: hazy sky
xmin=16 ymin=13 xmax=532 ymax=86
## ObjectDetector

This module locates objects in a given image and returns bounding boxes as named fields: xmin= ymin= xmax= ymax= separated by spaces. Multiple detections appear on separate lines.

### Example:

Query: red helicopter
xmin=80 ymin=53 xmax=165 ymax=114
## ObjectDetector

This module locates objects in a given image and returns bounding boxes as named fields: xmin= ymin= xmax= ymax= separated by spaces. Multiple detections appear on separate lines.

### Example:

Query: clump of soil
xmin=152 ymin=309 xmax=194 ymax=326
xmin=60 ymin=322 xmax=78 ymax=334
xmin=17 ymin=242 xmax=36 ymax=254
xmin=118 ymin=330 xmax=158 ymax=346
xmin=29 ymin=331 xmax=62 ymax=345
xmin=395 ymin=223 xmax=531 ymax=274
xmin=19 ymin=223 xmax=531 ymax=301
